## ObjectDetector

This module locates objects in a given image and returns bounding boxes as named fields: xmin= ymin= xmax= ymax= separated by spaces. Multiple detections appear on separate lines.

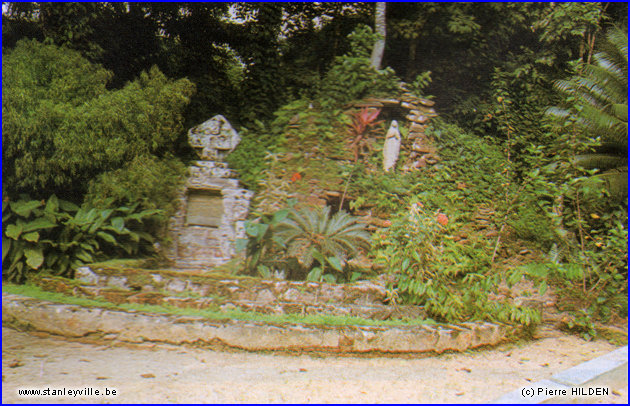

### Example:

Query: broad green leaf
xmin=24 ymin=247 xmax=44 ymax=269
xmin=87 ymin=208 xmax=99 ymax=221
xmin=5 ymin=223 xmax=22 ymax=240
xmin=100 ymin=209 xmax=114 ymax=221
xmin=22 ymin=217 xmax=57 ymax=233
xmin=135 ymin=231 xmax=154 ymax=243
xmin=322 ymin=273 xmax=336 ymax=283
xmin=257 ymin=264 xmax=271 ymax=279
xmin=58 ymin=200 xmax=80 ymax=212
xmin=235 ymin=238 xmax=248 ymax=253
xmin=73 ymin=207 xmax=88 ymax=223
xmin=311 ymin=249 xmax=326 ymax=265
xmin=22 ymin=231 xmax=40 ymax=242
xmin=245 ymin=221 xmax=259 ymax=237
xmin=97 ymin=231 xmax=117 ymax=244
xmin=11 ymin=200 xmax=42 ymax=217
xmin=129 ymin=209 xmax=162 ymax=220
xmin=2 ymin=237 xmax=10 ymax=262
xmin=45 ymin=195 xmax=59 ymax=213
xmin=272 ymin=209 xmax=289 ymax=223
xmin=327 ymin=256 xmax=343 ymax=272
xmin=256 ymin=223 xmax=269 ymax=238
xmin=111 ymin=217 xmax=125 ymax=232
xmin=306 ymin=267 xmax=323 ymax=282
xmin=88 ymin=216 xmax=106 ymax=234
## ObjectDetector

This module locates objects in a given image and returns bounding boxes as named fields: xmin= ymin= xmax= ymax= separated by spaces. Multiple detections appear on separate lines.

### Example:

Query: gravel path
xmin=2 ymin=327 xmax=626 ymax=404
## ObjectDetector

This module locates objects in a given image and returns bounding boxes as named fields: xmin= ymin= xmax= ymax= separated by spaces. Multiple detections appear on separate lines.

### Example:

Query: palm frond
xmin=546 ymin=27 xmax=628 ymax=202
xmin=272 ymin=205 xmax=371 ymax=274
xmin=574 ymin=154 xmax=627 ymax=171
xmin=595 ymin=169 xmax=628 ymax=201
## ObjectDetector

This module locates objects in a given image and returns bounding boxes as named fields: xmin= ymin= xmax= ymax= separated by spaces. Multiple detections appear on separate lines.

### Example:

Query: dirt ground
xmin=2 ymin=326 xmax=627 ymax=404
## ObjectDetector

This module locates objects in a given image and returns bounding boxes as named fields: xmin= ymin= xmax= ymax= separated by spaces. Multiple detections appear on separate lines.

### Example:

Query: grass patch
xmin=3 ymin=283 xmax=120 ymax=310
xmin=3 ymin=282 xmax=434 ymax=328
xmin=85 ymin=260 xmax=259 ymax=286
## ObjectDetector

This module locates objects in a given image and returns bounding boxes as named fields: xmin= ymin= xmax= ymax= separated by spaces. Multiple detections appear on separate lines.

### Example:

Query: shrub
xmin=546 ymin=27 xmax=628 ymax=202
xmin=374 ymin=198 xmax=541 ymax=326
xmin=240 ymin=203 xmax=371 ymax=282
xmin=2 ymin=195 xmax=160 ymax=283
xmin=2 ymin=39 xmax=195 ymax=201
xmin=84 ymin=155 xmax=186 ymax=237
xmin=317 ymin=25 xmax=402 ymax=109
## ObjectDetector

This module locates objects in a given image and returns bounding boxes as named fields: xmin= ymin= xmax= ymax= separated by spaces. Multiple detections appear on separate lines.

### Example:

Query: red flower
xmin=437 ymin=213 xmax=448 ymax=226
xmin=290 ymin=172 xmax=302 ymax=182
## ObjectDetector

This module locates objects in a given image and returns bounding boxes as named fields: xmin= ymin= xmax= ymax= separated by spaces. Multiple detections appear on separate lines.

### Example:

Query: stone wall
xmin=74 ymin=266 xmax=390 ymax=307
xmin=357 ymin=86 xmax=440 ymax=172
xmin=3 ymin=293 xmax=514 ymax=355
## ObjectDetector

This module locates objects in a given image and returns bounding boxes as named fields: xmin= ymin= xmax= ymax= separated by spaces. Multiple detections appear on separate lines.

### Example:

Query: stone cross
xmin=188 ymin=115 xmax=241 ymax=161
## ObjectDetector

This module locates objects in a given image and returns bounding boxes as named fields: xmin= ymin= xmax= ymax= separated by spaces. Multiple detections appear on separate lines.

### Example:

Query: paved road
xmin=2 ymin=327 xmax=626 ymax=403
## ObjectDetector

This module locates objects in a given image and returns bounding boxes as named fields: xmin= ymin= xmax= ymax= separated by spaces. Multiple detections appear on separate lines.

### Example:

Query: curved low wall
xmin=3 ymin=293 xmax=515 ymax=355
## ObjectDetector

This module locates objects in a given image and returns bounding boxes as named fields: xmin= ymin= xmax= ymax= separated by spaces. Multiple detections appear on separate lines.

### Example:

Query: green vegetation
xmin=2 ymin=39 xmax=194 ymax=202
xmin=240 ymin=202 xmax=371 ymax=283
xmin=2 ymin=195 xmax=160 ymax=283
xmin=547 ymin=27 xmax=628 ymax=202
xmin=2 ymin=3 xmax=626 ymax=337
xmin=375 ymin=199 xmax=539 ymax=326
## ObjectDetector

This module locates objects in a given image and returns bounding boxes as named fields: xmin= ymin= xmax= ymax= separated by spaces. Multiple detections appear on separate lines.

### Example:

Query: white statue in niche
xmin=382 ymin=120 xmax=401 ymax=172
xmin=188 ymin=115 xmax=241 ymax=161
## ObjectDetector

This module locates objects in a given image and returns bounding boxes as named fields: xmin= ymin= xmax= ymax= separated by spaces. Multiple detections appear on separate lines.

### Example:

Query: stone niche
xmin=167 ymin=115 xmax=253 ymax=269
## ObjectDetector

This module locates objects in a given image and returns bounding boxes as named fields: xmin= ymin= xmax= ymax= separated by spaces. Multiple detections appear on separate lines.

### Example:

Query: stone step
xmin=32 ymin=276 xmax=425 ymax=321
xmin=3 ymin=292 xmax=516 ymax=355
xmin=75 ymin=265 xmax=389 ymax=307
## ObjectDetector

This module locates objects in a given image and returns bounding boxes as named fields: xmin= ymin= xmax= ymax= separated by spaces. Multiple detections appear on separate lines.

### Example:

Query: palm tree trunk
xmin=370 ymin=2 xmax=386 ymax=70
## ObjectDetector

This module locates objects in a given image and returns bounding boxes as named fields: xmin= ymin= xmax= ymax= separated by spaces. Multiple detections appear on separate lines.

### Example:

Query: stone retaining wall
xmin=32 ymin=276 xmax=425 ymax=320
xmin=75 ymin=266 xmax=389 ymax=307
xmin=2 ymin=293 xmax=514 ymax=355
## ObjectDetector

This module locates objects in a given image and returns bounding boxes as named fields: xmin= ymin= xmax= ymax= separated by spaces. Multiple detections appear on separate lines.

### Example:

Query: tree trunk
xmin=370 ymin=2 xmax=386 ymax=70
xmin=406 ymin=39 xmax=418 ymax=81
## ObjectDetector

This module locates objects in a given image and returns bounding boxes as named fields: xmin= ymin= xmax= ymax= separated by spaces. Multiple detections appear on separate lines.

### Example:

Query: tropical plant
xmin=2 ymin=195 xmax=160 ymax=283
xmin=546 ymin=27 xmax=628 ymax=202
xmin=239 ymin=202 xmax=294 ymax=278
xmin=346 ymin=107 xmax=384 ymax=162
xmin=2 ymin=39 xmax=194 ymax=201
xmin=84 ymin=155 xmax=186 ymax=239
xmin=374 ymin=197 xmax=541 ymax=326
xmin=317 ymin=25 xmax=402 ymax=109
xmin=240 ymin=204 xmax=371 ymax=282
xmin=274 ymin=205 xmax=371 ymax=281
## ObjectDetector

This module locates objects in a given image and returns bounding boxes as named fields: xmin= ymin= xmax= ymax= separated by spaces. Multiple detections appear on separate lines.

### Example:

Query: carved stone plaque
xmin=186 ymin=190 xmax=224 ymax=227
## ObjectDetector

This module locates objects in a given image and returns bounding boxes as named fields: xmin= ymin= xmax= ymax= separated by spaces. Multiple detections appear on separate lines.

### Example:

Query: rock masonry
xmin=2 ymin=265 xmax=518 ymax=355
xmin=166 ymin=115 xmax=253 ymax=269
xmin=357 ymin=84 xmax=440 ymax=172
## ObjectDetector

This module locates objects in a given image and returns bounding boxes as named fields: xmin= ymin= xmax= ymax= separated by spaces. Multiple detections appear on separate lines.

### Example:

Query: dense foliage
xmin=241 ymin=202 xmax=371 ymax=283
xmin=2 ymin=3 xmax=626 ymax=334
xmin=547 ymin=27 xmax=628 ymax=202
xmin=3 ymin=195 xmax=160 ymax=283
xmin=2 ymin=39 xmax=194 ymax=202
